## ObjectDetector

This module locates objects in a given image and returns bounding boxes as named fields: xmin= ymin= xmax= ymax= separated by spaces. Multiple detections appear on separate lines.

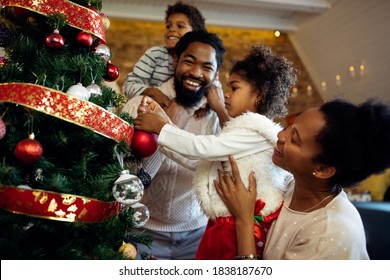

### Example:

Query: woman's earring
xmin=255 ymin=100 xmax=260 ymax=105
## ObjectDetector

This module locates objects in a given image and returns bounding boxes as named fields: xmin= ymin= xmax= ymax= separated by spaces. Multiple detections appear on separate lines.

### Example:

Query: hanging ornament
xmin=0 ymin=56 xmax=7 ymax=67
xmin=130 ymin=202 xmax=150 ymax=228
xmin=0 ymin=118 xmax=6 ymax=140
xmin=66 ymin=82 xmax=91 ymax=100
xmin=86 ymin=69 xmax=102 ymax=97
xmin=76 ymin=31 xmax=93 ymax=47
xmin=131 ymin=130 xmax=158 ymax=158
xmin=86 ymin=83 xmax=102 ymax=97
xmin=100 ymin=12 xmax=110 ymax=30
xmin=112 ymin=170 xmax=144 ymax=205
xmin=14 ymin=133 xmax=43 ymax=165
xmin=45 ymin=29 xmax=64 ymax=49
xmin=137 ymin=168 xmax=152 ymax=189
xmin=104 ymin=63 xmax=119 ymax=82
xmin=87 ymin=4 xmax=98 ymax=12
xmin=118 ymin=241 xmax=137 ymax=260
xmin=17 ymin=184 xmax=32 ymax=190
xmin=94 ymin=44 xmax=110 ymax=63
xmin=94 ymin=38 xmax=105 ymax=46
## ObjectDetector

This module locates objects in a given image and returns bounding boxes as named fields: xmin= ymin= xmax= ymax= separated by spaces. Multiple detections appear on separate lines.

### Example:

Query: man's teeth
xmin=185 ymin=80 xmax=200 ymax=87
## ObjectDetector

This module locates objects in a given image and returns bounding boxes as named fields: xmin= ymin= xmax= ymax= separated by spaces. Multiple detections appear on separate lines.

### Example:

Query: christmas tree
xmin=0 ymin=0 xmax=153 ymax=259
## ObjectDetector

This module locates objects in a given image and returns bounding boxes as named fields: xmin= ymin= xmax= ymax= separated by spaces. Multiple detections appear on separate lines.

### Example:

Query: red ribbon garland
xmin=0 ymin=83 xmax=133 ymax=146
xmin=0 ymin=185 xmax=121 ymax=223
xmin=1 ymin=0 xmax=106 ymax=42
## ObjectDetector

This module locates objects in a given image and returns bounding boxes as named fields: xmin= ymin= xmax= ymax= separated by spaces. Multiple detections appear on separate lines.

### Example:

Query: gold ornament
xmin=118 ymin=241 xmax=137 ymax=260
xmin=100 ymin=13 xmax=110 ymax=30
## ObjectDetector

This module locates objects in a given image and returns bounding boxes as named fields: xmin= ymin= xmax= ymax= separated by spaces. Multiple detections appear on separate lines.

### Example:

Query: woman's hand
xmin=214 ymin=155 xmax=257 ymax=223
xmin=214 ymin=155 xmax=258 ymax=258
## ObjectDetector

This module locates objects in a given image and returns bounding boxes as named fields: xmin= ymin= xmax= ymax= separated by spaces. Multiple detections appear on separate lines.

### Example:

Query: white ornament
xmin=17 ymin=185 xmax=32 ymax=190
xmin=112 ymin=170 xmax=144 ymax=205
xmin=66 ymin=83 xmax=91 ymax=100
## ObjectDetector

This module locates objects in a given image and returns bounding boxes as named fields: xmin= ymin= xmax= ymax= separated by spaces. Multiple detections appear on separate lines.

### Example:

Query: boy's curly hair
xmin=231 ymin=45 xmax=297 ymax=119
xmin=165 ymin=1 xmax=206 ymax=31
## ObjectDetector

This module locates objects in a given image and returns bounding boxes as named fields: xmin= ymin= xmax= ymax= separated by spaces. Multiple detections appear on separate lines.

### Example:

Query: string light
xmin=321 ymin=81 xmax=327 ymax=91
xmin=291 ymin=87 xmax=298 ymax=98
xmin=349 ymin=65 xmax=356 ymax=78
xmin=359 ymin=64 xmax=365 ymax=76
xmin=306 ymin=85 xmax=312 ymax=96
xmin=335 ymin=74 xmax=341 ymax=86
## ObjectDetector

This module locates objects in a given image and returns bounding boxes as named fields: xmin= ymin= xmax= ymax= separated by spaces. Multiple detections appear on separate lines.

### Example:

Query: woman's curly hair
xmin=165 ymin=1 xmax=206 ymax=31
xmin=314 ymin=98 xmax=390 ymax=187
xmin=231 ymin=45 xmax=297 ymax=119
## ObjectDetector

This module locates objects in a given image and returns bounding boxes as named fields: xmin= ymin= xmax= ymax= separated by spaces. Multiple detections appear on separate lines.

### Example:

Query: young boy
xmin=122 ymin=1 xmax=206 ymax=109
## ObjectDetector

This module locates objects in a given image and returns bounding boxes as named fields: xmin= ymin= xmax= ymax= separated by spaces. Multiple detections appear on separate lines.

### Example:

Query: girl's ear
xmin=255 ymin=91 xmax=263 ymax=105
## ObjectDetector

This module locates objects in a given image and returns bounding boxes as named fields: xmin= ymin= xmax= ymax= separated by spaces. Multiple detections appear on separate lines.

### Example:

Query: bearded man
xmin=121 ymin=30 xmax=225 ymax=259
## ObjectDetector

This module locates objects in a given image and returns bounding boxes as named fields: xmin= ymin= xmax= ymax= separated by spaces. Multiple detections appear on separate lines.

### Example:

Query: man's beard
xmin=174 ymin=77 xmax=211 ymax=108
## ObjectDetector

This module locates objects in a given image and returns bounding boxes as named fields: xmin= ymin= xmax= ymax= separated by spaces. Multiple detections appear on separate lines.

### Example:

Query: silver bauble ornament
xmin=130 ymin=202 xmax=150 ymax=228
xmin=86 ymin=83 xmax=102 ymax=97
xmin=94 ymin=44 xmax=111 ymax=63
xmin=112 ymin=170 xmax=144 ymax=205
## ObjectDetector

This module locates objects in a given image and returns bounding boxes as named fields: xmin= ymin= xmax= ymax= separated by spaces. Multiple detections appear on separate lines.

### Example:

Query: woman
xmin=214 ymin=98 xmax=390 ymax=259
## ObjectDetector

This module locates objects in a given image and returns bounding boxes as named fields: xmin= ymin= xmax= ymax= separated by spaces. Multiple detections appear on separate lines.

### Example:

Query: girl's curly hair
xmin=231 ymin=45 xmax=297 ymax=119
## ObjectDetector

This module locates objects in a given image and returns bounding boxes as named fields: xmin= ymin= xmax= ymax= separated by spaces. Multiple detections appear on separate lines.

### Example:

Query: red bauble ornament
xmin=45 ymin=30 xmax=64 ymax=49
xmin=14 ymin=133 xmax=43 ymax=165
xmin=87 ymin=5 xmax=97 ymax=12
xmin=104 ymin=63 xmax=119 ymax=82
xmin=0 ymin=119 xmax=6 ymax=140
xmin=12 ymin=7 xmax=30 ymax=18
xmin=76 ymin=31 xmax=93 ymax=47
xmin=131 ymin=130 xmax=158 ymax=158
xmin=0 ymin=56 xmax=7 ymax=67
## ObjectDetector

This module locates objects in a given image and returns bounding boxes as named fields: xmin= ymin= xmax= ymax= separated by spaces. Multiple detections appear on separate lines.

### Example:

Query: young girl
xmin=122 ymin=1 xmax=206 ymax=108
xmin=134 ymin=45 xmax=297 ymax=259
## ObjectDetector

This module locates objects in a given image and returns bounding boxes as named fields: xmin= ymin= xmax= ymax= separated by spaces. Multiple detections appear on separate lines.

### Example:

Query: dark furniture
xmin=353 ymin=202 xmax=390 ymax=260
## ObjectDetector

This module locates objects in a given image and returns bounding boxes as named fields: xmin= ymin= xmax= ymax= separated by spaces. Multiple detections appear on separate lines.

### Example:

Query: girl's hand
xmin=135 ymin=96 xmax=172 ymax=134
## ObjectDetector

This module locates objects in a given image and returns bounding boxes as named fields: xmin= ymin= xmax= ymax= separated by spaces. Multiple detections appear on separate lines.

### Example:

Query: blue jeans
xmin=131 ymin=226 xmax=206 ymax=260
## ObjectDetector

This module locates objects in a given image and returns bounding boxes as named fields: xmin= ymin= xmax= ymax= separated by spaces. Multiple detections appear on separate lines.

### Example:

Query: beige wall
xmin=106 ymin=18 xmax=323 ymax=120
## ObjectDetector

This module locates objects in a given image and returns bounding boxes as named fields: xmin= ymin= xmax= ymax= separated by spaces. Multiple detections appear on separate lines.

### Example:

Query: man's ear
xmin=173 ymin=55 xmax=178 ymax=69
xmin=313 ymin=165 xmax=336 ymax=179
